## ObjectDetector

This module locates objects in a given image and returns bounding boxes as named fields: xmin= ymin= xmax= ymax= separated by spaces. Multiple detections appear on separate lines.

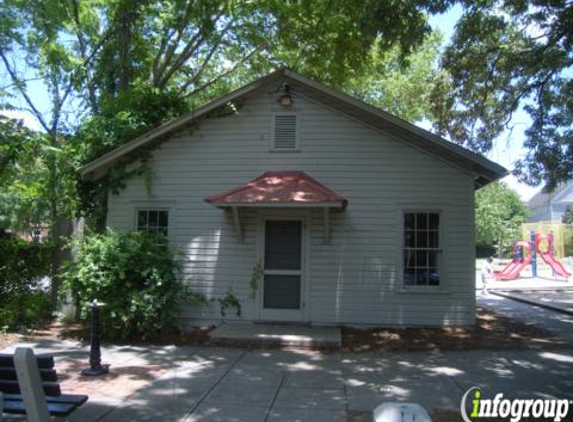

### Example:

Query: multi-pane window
xmin=403 ymin=211 xmax=440 ymax=286
xmin=137 ymin=210 xmax=169 ymax=243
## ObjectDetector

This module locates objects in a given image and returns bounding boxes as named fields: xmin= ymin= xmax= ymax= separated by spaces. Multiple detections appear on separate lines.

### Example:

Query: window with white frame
xmin=136 ymin=209 xmax=169 ymax=244
xmin=403 ymin=211 xmax=440 ymax=286
xmin=272 ymin=114 xmax=299 ymax=150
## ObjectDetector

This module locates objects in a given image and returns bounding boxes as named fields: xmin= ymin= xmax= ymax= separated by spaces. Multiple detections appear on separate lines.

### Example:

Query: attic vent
xmin=272 ymin=114 xmax=299 ymax=150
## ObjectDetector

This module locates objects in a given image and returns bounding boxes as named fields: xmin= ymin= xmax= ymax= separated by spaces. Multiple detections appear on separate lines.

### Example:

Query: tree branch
xmin=151 ymin=1 xmax=196 ymax=85
xmin=182 ymin=42 xmax=266 ymax=98
xmin=0 ymin=49 xmax=51 ymax=133
xmin=156 ymin=11 xmax=227 ymax=89
xmin=70 ymin=0 xmax=99 ymax=113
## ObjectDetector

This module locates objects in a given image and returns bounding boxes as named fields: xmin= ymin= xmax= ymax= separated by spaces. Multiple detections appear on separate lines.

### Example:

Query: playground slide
xmin=538 ymin=251 xmax=571 ymax=278
xmin=495 ymin=257 xmax=532 ymax=280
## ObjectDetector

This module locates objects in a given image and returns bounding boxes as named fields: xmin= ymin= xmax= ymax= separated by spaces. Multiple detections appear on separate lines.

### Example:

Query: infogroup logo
xmin=460 ymin=387 xmax=571 ymax=422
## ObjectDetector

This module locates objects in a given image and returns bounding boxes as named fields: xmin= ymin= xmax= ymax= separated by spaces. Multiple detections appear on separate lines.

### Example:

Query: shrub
xmin=62 ymin=230 xmax=187 ymax=341
xmin=476 ymin=243 xmax=497 ymax=259
xmin=0 ymin=238 xmax=53 ymax=297
xmin=0 ymin=238 xmax=53 ymax=331
xmin=0 ymin=291 xmax=51 ymax=332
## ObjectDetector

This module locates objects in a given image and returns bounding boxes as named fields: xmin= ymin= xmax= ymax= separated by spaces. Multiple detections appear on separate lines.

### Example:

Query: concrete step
xmin=208 ymin=323 xmax=341 ymax=349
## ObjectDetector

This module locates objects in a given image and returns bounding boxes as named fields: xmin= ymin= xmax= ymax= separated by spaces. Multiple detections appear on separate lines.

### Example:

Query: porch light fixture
xmin=278 ymin=84 xmax=293 ymax=107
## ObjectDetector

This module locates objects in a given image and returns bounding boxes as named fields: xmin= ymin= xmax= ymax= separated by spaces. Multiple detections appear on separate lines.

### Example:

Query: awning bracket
xmin=231 ymin=206 xmax=243 ymax=243
xmin=324 ymin=207 xmax=330 ymax=244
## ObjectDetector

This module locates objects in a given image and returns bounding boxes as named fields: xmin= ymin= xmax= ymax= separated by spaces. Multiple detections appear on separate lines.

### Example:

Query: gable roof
xmin=527 ymin=181 xmax=573 ymax=208
xmin=80 ymin=68 xmax=507 ymax=188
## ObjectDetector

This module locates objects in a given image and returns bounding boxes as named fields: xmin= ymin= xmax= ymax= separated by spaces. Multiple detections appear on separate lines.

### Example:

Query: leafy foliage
xmin=435 ymin=0 xmax=573 ymax=186
xmin=0 ymin=238 xmax=54 ymax=297
xmin=61 ymin=230 xmax=187 ymax=341
xmin=72 ymin=83 xmax=188 ymax=225
xmin=217 ymin=288 xmax=241 ymax=318
xmin=562 ymin=206 xmax=573 ymax=224
xmin=249 ymin=262 xmax=262 ymax=300
xmin=0 ymin=291 xmax=52 ymax=332
xmin=0 ymin=116 xmax=48 ymax=233
xmin=346 ymin=32 xmax=444 ymax=123
xmin=475 ymin=182 xmax=530 ymax=257
xmin=0 ymin=238 xmax=54 ymax=330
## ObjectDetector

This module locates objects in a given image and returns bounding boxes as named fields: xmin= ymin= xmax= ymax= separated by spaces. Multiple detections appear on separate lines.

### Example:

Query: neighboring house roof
xmin=205 ymin=171 xmax=348 ymax=209
xmin=527 ymin=181 xmax=573 ymax=208
xmin=80 ymin=68 xmax=507 ymax=188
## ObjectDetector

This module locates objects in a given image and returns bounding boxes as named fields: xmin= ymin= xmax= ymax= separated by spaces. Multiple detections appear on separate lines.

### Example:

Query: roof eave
xmin=284 ymin=69 xmax=508 ymax=186
xmin=80 ymin=69 xmax=286 ymax=180
xmin=205 ymin=201 xmax=347 ymax=209
xmin=81 ymin=67 xmax=507 ymax=185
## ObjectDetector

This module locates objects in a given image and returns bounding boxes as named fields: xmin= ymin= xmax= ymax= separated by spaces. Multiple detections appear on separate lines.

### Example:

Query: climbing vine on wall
xmin=249 ymin=262 xmax=263 ymax=299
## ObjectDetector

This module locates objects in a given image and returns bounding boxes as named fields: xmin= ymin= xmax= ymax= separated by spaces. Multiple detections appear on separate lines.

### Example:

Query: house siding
xmin=106 ymin=91 xmax=476 ymax=327
xmin=529 ymin=203 xmax=569 ymax=223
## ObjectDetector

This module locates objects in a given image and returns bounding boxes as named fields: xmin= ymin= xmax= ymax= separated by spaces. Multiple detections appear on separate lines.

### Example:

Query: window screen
xmin=264 ymin=220 xmax=302 ymax=270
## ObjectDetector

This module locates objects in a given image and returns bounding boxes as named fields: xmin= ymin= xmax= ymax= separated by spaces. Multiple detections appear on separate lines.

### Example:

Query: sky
xmin=428 ymin=5 xmax=540 ymax=202
xmin=2 ymin=6 xmax=543 ymax=202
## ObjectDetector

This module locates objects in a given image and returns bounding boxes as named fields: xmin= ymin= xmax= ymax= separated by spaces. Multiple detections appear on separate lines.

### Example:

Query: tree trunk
xmin=49 ymin=216 xmax=73 ymax=309
xmin=95 ymin=189 xmax=108 ymax=233
xmin=117 ymin=3 xmax=134 ymax=93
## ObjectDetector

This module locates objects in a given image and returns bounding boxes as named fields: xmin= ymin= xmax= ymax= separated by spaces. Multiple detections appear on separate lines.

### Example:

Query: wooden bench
xmin=1 ymin=348 xmax=88 ymax=421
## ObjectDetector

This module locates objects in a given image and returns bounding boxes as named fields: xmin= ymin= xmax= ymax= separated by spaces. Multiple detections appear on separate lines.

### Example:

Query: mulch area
xmin=2 ymin=306 xmax=569 ymax=354
xmin=341 ymin=306 xmax=571 ymax=352
xmin=0 ymin=321 xmax=212 ymax=347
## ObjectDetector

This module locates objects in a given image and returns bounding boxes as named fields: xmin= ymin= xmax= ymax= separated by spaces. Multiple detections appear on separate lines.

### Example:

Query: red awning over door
xmin=205 ymin=171 xmax=347 ymax=209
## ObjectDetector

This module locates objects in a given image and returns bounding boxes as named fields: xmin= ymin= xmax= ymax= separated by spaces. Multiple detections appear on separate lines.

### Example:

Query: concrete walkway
xmin=478 ymin=293 xmax=573 ymax=340
xmin=209 ymin=323 xmax=341 ymax=348
xmin=3 ymin=338 xmax=573 ymax=422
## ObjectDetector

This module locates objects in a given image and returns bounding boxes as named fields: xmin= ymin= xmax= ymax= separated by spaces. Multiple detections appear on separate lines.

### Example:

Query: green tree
xmin=562 ymin=206 xmax=573 ymax=224
xmin=434 ymin=0 xmax=573 ymax=187
xmin=1 ymin=0 xmax=450 ymax=305
xmin=0 ymin=115 xmax=48 ymax=236
xmin=71 ymin=84 xmax=189 ymax=229
xmin=475 ymin=182 xmax=530 ymax=257
xmin=345 ymin=31 xmax=444 ymax=123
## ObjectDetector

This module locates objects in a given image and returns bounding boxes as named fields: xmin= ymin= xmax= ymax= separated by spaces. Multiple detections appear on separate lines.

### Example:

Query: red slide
xmin=538 ymin=251 xmax=571 ymax=278
xmin=495 ymin=256 xmax=532 ymax=280
xmin=494 ymin=240 xmax=532 ymax=280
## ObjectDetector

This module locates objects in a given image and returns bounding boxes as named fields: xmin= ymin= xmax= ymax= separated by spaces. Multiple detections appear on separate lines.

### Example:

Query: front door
xmin=261 ymin=219 xmax=304 ymax=321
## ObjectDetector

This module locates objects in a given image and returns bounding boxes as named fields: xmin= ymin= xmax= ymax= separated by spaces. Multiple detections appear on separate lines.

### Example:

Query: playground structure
xmin=495 ymin=231 xmax=571 ymax=281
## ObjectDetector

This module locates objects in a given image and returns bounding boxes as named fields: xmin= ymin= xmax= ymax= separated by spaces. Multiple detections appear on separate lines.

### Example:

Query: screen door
xmin=262 ymin=220 xmax=303 ymax=321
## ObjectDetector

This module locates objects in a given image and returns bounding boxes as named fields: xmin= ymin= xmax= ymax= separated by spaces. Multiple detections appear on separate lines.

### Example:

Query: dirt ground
xmin=341 ymin=306 xmax=570 ymax=352
xmin=2 ymin=306 xmax=569 ymax=354
xmin=0 ymin=332 xmax=23 ymax=350
xmin=1 ymin=321 xmax=212 ymax=348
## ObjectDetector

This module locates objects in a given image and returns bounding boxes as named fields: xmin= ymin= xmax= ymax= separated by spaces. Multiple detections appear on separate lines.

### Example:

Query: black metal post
xmin=81 ymin=300 xmax=109 ymax=376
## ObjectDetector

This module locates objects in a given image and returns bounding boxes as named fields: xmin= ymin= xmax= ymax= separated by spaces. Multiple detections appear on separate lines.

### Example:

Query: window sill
xmin=396 ymin=287 xmax=450 ymax=296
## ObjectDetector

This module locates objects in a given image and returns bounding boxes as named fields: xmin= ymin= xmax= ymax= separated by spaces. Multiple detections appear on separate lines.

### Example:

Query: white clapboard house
xmin=81 ymin=69 xmax=506 ymax=327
